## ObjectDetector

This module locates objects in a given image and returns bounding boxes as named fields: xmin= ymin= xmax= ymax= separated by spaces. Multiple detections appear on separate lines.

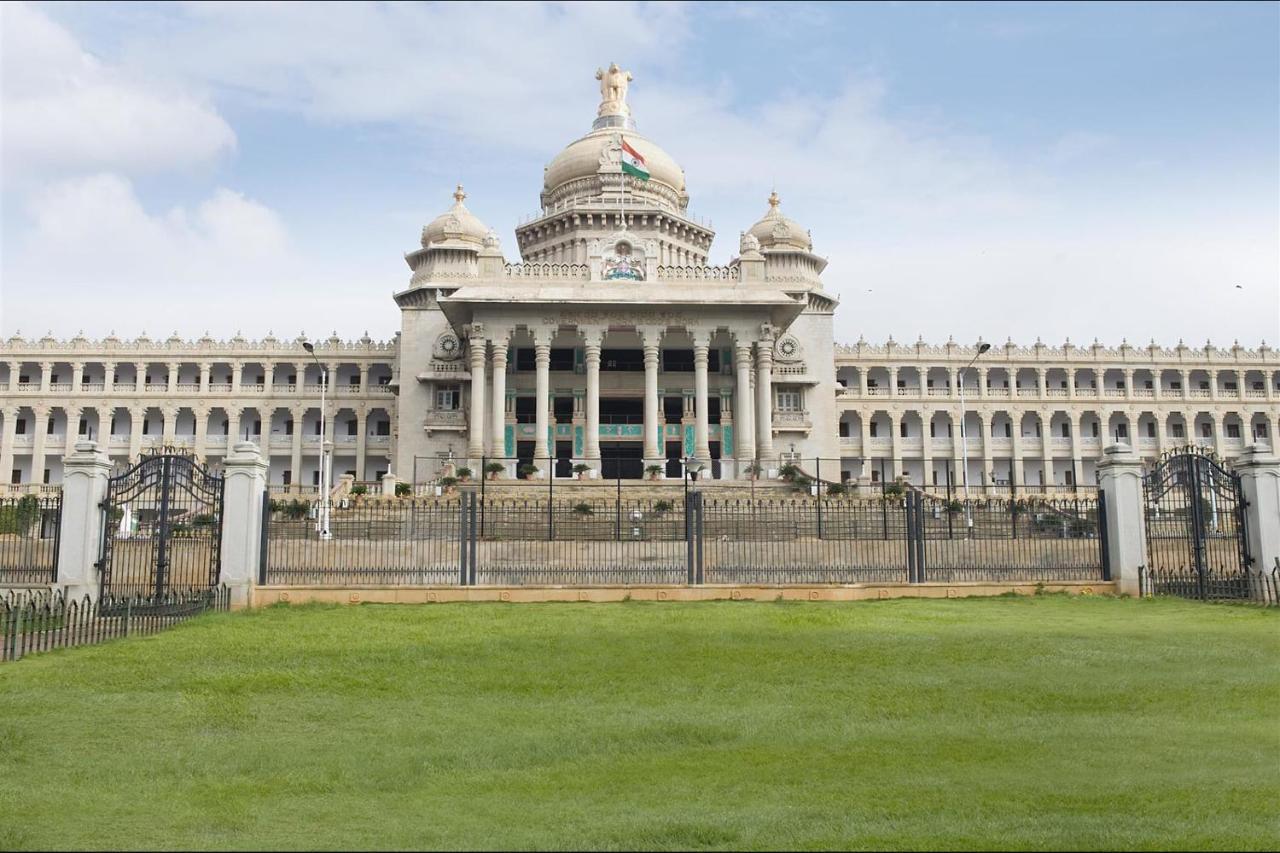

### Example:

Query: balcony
xmin=1132 ymin=388 xmax=1155 ymax=398
xmin=144 ymin=383 xmax=168 ymax=393
xmin=838 ymin=436 xmax=862 ymax=454
xmin=176 ymin=383 xmax=200 ymax=393
xmin=1189 ymin=389 xmax=1211 ymax=398
xmin=772 ymin=411 xmax=811 ymax=432
xmin=49 ymin=382 xmax=72 ymax=393
xmin=1051 ymin=437 xmax=1072 ymax=450
xmin=1104 ymin=388 xmax=1126 ymax=398
xmin=208 ymin=383 xmax=233 ymax=393
xmin=424 ymin=410 xmax=466 ymax=434
xmin=927 ymin=387 xmax=952 ymax=397
xmin=80 ymin=383 xmax=105 ymax=393
xmin=1016 ymin=388 xmax=1038 ymax=398
xmin=1046 ymin=388 xmax=1068 ymax=398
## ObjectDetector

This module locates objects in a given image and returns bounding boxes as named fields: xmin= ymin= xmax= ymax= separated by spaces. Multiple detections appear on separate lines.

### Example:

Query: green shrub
xmin=883 ymin=481 xmax=905 ymax=497
xmin=778 ymin=463 xmax=799 ymax=481
xmin=439 ymin=476 xmax=458 ymax=489
xmin=826 ymin=482 xmax=847 ymax=496
xmin=455 ymin=467 xmax=473 ymax=479
xmin=0 ymin=495 xmax=41 ymax=535
xmin=573 ymin=463 xmax=591 ymax=474
xmin=350 ymin=484 xmax=368 ymax=497
xmin=653 ymin=500 xmax=673 ymax=514
xmin=394 ymin=482 xmax=411 ymax=497
xmin=645 ymin=464 xmax=663 ymax=476
xmin=484 ymin=462 xmax=504 ymax=475
xmin=572 ymin=502 xmax=594 ymax=516
xmin=519 ymin=463 xmax=539 ymax=479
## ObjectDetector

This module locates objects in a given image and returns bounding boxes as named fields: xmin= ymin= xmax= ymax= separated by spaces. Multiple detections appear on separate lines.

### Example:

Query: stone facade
xmin=1 ymin=68 xmax=1277 ymax=491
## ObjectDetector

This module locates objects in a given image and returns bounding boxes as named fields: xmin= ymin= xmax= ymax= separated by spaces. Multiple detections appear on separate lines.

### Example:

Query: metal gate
xmin=1142 ymin=446 xmax=1252 ymax=600
xmin=97 ymin=450 xmax=225 ymax=598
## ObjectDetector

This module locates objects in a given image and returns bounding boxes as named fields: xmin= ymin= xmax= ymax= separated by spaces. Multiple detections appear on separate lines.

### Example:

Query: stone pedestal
xmin=57 ymin=441 xmax=113 ymax=600
xmin=381 ymin=473 xmax=398 ymax=497
xmin=220 ymin=442 xmax=268 ymax=608
xmin=1096 ymin=443 xmax=1147 ymax=596
xmin=1234 ymin=443 xmax=1280 ymax=575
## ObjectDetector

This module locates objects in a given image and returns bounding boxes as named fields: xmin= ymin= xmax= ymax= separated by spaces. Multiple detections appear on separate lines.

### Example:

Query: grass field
xmin=1 ymin=595 xmax=1277 ymax=851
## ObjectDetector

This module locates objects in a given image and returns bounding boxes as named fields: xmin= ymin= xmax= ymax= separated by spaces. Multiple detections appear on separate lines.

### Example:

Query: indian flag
xmin=620 ymin=139 xmax=650 ymax=181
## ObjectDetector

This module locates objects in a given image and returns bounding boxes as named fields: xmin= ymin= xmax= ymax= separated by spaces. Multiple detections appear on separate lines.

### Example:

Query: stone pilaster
xmin=1096 ymin=443 xmax=1147 ymax=595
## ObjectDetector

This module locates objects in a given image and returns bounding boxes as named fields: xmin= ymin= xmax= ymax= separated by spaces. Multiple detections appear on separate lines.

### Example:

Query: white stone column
xmin=193 ymin=406 xmax=209 ymax=462
xmin=30 ymin=405 xmax=49 ymax=485
xmin=290 ymin=406 xmax=304 ymax=490
xmin=167 ymin=362 xmax=179 ymax=394
xmin=583 ymin=328 xmax=604 ymax=471
xmin=355 ymin=409 xmax=368 ymax=480
xmin=39 ymin=362 xmax=51 ymax=393
xmin=692 ymin=331 xmax=711 ymax=466
xmin=1096 ymin=443 xmax=1147 ymax=596
xmin=641 ymin=327 xmax=662 ymax=465
xmin=58 ymin=441 xmax=113 ymax=600
xmin=756 ymin=333 xmax=775 ymax=464
xmin=1040 ymin=410 xmax=1055 ymax=490
xmin=220 ymin=441 xmax=268 ymax=608
xmin=533 ymin=330 xmax=551 ymax=471
xmin=135 ymin=361 xmax=146 ymax=394
xmin=1235 ymin=443 xmax=1280 ymax=577
xmin=734 ymin=339 xmax=755 ymax=467
xmin=128 ymin=408 xmax=144 ymax=461
xmin=491 ymin=336 xmax=509 ymax=464
xmin=0 ymin=407 xmax=17 ymax=482
xmin=199 ymin=362 xmax=212 ymax=394
xmin=6 ymin=361 xmax=18 ymax=392
xmin=71 ymin=362 xmax=84 ymax=395
xmin=468 ymin=332 xmax=488 ymax=462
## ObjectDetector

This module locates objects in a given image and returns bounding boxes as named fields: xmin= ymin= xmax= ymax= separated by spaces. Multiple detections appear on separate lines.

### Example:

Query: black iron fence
xmin=0 ymin=494 xmax=62 ymax=585
xmin=1139 ymin=562 xmax=1280 ymax=606
xmin=258 ymin=489 xmax=1109 ymax=587
xmin=1 ymin=586 xmax=230 ymax=663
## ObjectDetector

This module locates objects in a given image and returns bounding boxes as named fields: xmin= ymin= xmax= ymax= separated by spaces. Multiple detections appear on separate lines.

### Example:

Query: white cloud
xmin=1 ymin=173 xmax=306 ymax=334
xmin=0 ymin=2 xmax=235 ymax=180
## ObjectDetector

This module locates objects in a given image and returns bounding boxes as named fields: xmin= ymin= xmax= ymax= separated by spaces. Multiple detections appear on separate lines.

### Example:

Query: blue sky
xmin=2 ymin=1 xmax=1277 ymax=347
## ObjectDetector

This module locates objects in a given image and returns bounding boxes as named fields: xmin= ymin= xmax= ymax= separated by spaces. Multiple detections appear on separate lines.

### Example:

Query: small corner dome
xmin=421 ymin=185 xmax=490 ymax=249
xmin=748 ymin=191 xmax=813 ymax=252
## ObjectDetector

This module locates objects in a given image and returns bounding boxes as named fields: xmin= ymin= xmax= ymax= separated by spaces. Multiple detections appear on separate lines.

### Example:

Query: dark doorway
xmin=516 ymin=441 xmax=534 ymax=477
xmin=515 ymin=396 xmax=535 ymax=424
xmin=553 ymin=397 xmax=574 ymax=423
xmin=663 ymin=396 xmax=683 ymax=422
xmin=710 ymin=441 xmax=722 ymax=480
xmin=601 ymin=442 xmax=643 ymax=479
xmin=554 ymin=440 xmax=573 ymax=478
xmin=665 ymin=440 xmax=682 ymax=478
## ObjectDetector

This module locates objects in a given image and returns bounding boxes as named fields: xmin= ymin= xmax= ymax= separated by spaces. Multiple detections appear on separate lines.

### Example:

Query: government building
xmin=2 ymin=67 xmax=1277 ymax=493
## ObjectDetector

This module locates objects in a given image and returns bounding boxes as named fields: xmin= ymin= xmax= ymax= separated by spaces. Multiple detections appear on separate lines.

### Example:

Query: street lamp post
xmin=302 ymin=341 xmax=332 ymax=540
xmin=957 ymin=342 xmax=992 ymax=525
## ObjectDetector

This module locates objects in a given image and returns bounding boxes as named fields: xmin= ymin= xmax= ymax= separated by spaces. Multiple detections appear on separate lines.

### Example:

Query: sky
xmin=1 ymin=0 xmax=1277 ymax=349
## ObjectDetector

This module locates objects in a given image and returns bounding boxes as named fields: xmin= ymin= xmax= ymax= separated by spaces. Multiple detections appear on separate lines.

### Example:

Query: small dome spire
xmin=421 ymin=185 xmax=490 ymax=249
xmin=747 ymin=189 xmax=813 ymax=252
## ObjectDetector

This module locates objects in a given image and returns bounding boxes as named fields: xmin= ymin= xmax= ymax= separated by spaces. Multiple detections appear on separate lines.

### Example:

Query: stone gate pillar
xmin=1096 ymin=442 xmax=1147 ymax=596
xmin=58 ymin=441 xmax=113 ymax=600
xmin=1234 ymin=443 xmax=1280 ymax=576
xmin=220 ymin=441 xmax=268 ymax=608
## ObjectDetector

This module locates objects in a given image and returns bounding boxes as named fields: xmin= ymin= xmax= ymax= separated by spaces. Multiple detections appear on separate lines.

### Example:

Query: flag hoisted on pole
xmin=620 ymin=137 xmax=649 ymax=230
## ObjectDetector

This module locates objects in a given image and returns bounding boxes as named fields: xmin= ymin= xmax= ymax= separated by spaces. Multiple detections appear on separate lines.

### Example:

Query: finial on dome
xmin=453 ymin=184 xmax=466 ymax=204
xmin=768 ymin=190 xmax=780 ymax=209
xmin=595 ymin=63 xmax=634 ymax=120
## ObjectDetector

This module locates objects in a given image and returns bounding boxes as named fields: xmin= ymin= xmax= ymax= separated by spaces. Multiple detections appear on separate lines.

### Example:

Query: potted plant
xmin=653 ymin=499 xmax=673 ymax=514
xmin=778 ymin=463 xmax=799 ymax=482
xmin=455 ymin=466 xmax=473 ymax=483
xmin=791 ymin=474 xmax=813 ymax=494
xmin=826 ymin=482 xmax=847 ymax=497
xmin=645 ymin=464 xmax=663 ymax=481
xmin=571 ymin=502 xmax=594 ymax=517
xmin=394 ymin=481 xmax=411 ymax=498
xmin=484 ymin=462 xmax=504 ymax=480
xmin=439 ymin=475 xmax=459 ymax=495
xmin=519 ymin=463 xmax=539 ymax=480
xmin=882 ymin=480 xmax=905 ymax=499
xmin=573 ymin=463 xmax=591 ymax=480
xmin=745 ymin=461 xmax=763 ymax=480
xmin=350 ymin=484 xmax=368 ymax=498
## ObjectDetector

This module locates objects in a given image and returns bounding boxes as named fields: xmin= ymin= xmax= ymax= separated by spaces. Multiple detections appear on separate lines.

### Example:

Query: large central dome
xmin=544 ymin=130 xmax=685 ymax=200
xmin=515 ymin=65 xmax=712 ymax=266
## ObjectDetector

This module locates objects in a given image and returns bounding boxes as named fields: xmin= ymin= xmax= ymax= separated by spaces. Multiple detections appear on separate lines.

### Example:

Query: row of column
xmin=0 ymin=405 xmax=383 ymax=483
xmin=854 ymin=408 xmax=1280 ymax=486
xmin=463 ymin=327 xmax=777 ymax=470
xmin=853 ymin=365 xmax=1277 ymax=403
xmin=3 ymin=361 xmax=379 ymax=394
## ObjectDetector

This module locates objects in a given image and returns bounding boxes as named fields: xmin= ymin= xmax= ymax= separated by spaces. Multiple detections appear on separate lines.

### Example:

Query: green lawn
xmin=1 ymin=596 xmax=1277 ymax=851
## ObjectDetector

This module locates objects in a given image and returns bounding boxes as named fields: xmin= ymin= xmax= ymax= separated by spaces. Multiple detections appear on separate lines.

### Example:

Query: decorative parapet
xmin=503 ymin=262 xmax=591 ymax=279
xmin=655 ymin=264 xmax=740 ymax=281
xmin=834 ymin=337 xmax=1277 ymax=366
xmin=0 ymin=332 xmax=398 ymax=357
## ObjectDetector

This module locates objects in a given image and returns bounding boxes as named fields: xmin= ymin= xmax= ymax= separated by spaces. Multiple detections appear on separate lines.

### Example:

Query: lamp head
xmin=977 ymin=342 xmax=992 ymax=354
xmin=302 ymin=341 xmax=315 ymax=354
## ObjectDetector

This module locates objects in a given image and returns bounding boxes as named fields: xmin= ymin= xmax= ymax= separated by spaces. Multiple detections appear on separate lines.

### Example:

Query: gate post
xmin=221 ymin=441 xmax=268 ymax=608
xmin=58 ymin=441 xmax=112 ymax=600
xmin=1234 ymin=443 xmax=1280 ymax=574
xmin=1096 ymin=443 xmax=1147 ymax=596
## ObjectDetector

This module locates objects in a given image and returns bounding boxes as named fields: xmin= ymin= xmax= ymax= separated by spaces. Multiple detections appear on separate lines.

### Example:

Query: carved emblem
xmin=775 ymin=334 xmax=802 ymax=362
xmin=603 ymin=239 xmax=645 ymax=281
xmin=434 ymin=331 xmax=462 ymax=362
xmin=739 ymin=231 xmax=760 ymax=254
